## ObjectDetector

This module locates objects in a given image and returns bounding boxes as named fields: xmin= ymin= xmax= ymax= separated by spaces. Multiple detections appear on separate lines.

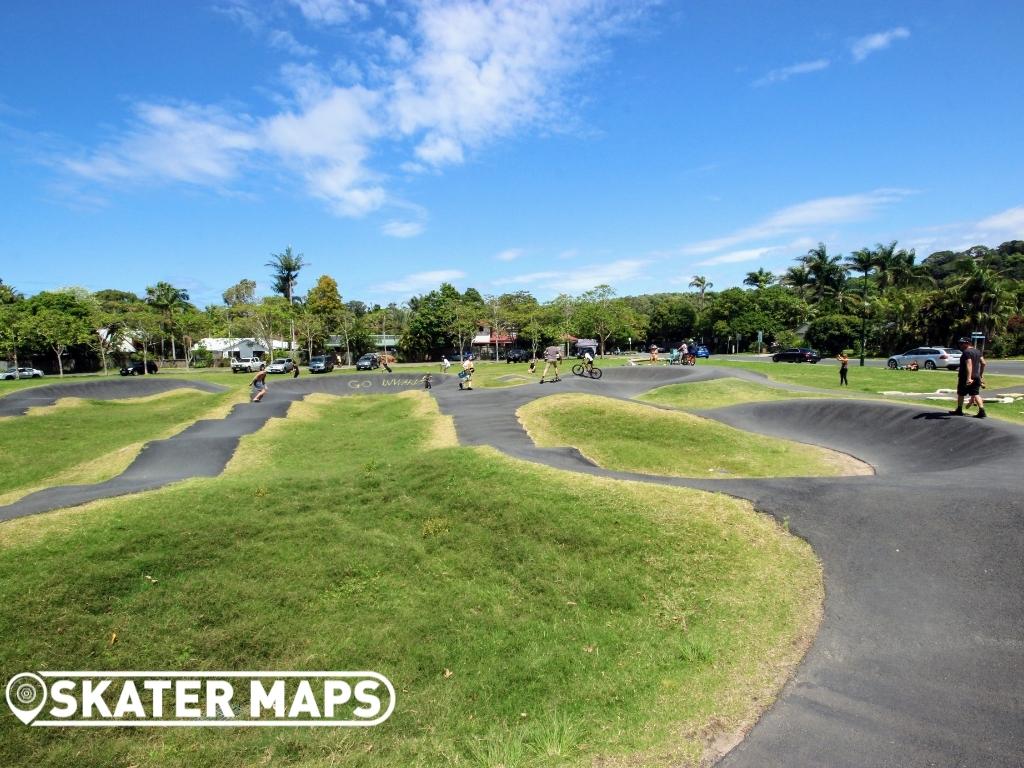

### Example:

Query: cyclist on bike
xmin=583 ymin=348 xmax=594 ymax=373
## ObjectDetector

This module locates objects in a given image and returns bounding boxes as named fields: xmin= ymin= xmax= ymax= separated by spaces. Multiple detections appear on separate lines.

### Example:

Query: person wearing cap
xmin=949 ymin=337 xmax=985 ymax=418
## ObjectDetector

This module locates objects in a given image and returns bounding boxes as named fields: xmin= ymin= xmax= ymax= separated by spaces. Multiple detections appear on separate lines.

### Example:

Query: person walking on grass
xmin=441 ymin=356 xmax=451 ymax=373
xmin=837 ymin=352 xmax=849 ymax=386
xmin=949 ymin=337 xmax=986 ymax=418
xmin=540 ymin=345 xmax=562 ymax=383
xmin=292 ymin=360 xmax=300 ymax=378
xmin=250 ymin=364 xmax=268 ymax=402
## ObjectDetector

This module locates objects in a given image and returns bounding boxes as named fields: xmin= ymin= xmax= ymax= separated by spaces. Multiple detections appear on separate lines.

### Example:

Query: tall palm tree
xmin=950 ymin=259 xmax=1017 ymax=342
xmin=266 ymin=246 xmax=307 ymax=304
xmin=872 ymin=241 xmax=930 ymax=291
xmin=689 ymin=275 xmax=712 ymax=311
xmin=845 ymin=248 xmax=875 ymax=365
xmin=781 ymin=265 xmax=813 ymax=299
xmin=799 ymin=243 xmax=845 ymax=303
xmin=743 ymin=268 xmax=775 ymax=290
xmin=266 ymin=246 xmax=308 ymax=350
xmin=145 ymin=281 xmax=190 ymax=360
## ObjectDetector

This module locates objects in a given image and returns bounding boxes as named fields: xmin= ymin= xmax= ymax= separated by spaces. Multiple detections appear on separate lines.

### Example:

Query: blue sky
xmin=2 ymin=0 xmax=1022 ymax=307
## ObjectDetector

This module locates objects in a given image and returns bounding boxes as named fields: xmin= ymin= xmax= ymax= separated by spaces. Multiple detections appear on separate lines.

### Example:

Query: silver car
xmin=266 ymin=358 xmax=294 ymax=374
xmin=2 ymin=366 xmax=44 ymax=380
xmin=886 ymin=347 xmax=961 ymax=370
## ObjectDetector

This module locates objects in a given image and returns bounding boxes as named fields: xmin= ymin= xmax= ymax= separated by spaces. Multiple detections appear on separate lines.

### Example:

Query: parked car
xmin=694 ymin=345 xmax=711 ymax=358
xmin=2 ymin=366 xmax=44 ymax=380
xmin=308 ymin=355 xmax=335 ymax=374
xmin=355 ymin=353 xmax=379 ymax=371
xmin=505 ymin=349 xmax=532 ymax=363
xmin=887 ymin=347 xmax=961 ymax=370
xmin=771 ymin=347 xmax=821 ymax=363
xmin=120 ymin=361 xmax=158 ymax=376
xmin=266 ymin=358 xmax=294 ymax=374
xmin=231 ymin=357 xmax=264 ymax=373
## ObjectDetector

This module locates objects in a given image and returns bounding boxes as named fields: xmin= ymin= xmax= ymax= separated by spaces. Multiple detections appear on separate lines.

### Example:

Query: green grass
xmin=519 ymin=393 xmax=862 ymax=479
xmin=0 ymin=389 xmax=237 ymax=499
xmin=705 ymin=361 xmax=1024 ymax=424
xmin=0 ymin=392 xmax=821 ymax=768
xmin=639 ymin=377 xmax=822 ymax=411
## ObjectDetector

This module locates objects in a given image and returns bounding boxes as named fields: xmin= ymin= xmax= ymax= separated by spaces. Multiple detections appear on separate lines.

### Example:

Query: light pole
xmin=859 ymin=299 xmax=869 ymax=367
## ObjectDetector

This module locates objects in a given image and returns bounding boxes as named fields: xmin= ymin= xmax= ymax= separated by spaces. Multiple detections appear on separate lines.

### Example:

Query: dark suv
xmin=505 ymin=349 xmax=532 ymax=363
xmin=120 ymin=361 xmax=158 ymax=375
xmin=308 ymin=355 xmax=335 ymax=374
xmin=355 ymin=353 xmax=379 ymax=371
xmin=771 ymin=347 xmax=821 ymax=363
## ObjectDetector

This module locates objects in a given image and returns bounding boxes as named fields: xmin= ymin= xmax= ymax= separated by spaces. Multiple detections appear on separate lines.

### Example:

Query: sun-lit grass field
xmin=0 ymin=391 xmax=821 ymax=768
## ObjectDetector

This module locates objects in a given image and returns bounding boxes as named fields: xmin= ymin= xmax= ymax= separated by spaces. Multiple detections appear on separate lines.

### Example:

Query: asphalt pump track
xmin=1 ymin=367 xmax=1021 ymax=766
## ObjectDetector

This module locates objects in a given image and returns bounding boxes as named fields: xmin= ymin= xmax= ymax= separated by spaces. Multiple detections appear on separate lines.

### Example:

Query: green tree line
xmin=2 ymin=240 xmax=1022 ymax=375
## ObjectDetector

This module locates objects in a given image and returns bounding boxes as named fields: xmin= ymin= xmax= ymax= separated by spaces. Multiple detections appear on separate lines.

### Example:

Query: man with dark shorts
xmin=950 ymin=337 xmax=985 ymax=418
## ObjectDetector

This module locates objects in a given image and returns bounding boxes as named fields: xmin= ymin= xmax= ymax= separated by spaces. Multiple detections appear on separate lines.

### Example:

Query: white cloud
xmin=851 ymin=27 xmax=910 ymax=62
xmin=753 ymin=59 xmax=830 ymax=87
xmin=288 ymin=0 xmax=369 ymax=25
xmin=373 ymin=269 xmax=466 ymax=293
xmin=696 ymin=246 xmax=777 ymax=267
xmin=495 ymin=248 xmax=524 ymax=262
xmin=680 ymin=189 xmax=913 ymax=256
xmin=382 ymin=220 xmax=425 ymax=238
xmin=63 ymin=1 xmax=639 ymax=219
xmin=976 ymin=205 xmax=1024 ymax=237
xmin=493 ymin=258 xmax=650 ymax=292
xmin=63 ymin=102 xmax=257 ymax=185
xmin=267 ymin=29 xmax=317 ymax=57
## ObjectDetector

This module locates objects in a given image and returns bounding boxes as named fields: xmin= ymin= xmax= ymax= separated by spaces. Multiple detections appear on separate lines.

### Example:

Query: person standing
xmin=950 ymin=337 xmax=986 ymax=418
xmin=649 ymin=344 xmax=659 ymax=365
xmin=837 ymin=352 xmax=849 ymax=386
xmin=459 ymin=355 xmax=475 ymax=390
xmin=292 ymin=360 xmax=300 ymax=378
xmin=441 ymin=356 xmax=451 ymax=373
xmin=250 ymin=364 xmax=268 ymax=402
xmin=540 ymin=345 xmax=561 ymax=383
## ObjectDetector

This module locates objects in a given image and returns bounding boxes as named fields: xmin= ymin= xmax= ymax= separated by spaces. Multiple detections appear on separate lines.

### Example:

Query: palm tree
xmin=872 ymin=241 xmax=930 ymax=291
xmin=781 ymin=265 xmax=813 ymax=299
xmin=689 ymin=275 xmax=712 ymax=311
xmin=266 ymin=246 xmax=307 ymax=304
xmin=266 ymin=246 xmax=308 ymax=350
xmin=800 ymin=243 xmax=846 ymax=303
xmin=743 ymin=268 xmax=775 ymax=290
xmin=845 ymin=248 xmax=875 ymax=365
xmin=950 ymin=259 xmax=1017 ymax=342
xmin=145 ymin=281 xmax=190 ymax=360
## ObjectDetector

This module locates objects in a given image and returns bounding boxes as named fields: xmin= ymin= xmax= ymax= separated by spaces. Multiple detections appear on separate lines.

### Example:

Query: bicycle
xmin=571 ymin=361 xmax=603 ymax=379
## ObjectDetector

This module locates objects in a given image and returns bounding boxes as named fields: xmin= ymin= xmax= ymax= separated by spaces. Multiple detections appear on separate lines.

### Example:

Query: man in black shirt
xmin=949 ymin=337 xmax=985 ymax=418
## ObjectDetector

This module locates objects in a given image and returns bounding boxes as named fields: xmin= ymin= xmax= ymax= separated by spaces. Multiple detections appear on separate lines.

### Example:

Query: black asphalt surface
xmin=1 ymin=366 xmax=1022 ymax=766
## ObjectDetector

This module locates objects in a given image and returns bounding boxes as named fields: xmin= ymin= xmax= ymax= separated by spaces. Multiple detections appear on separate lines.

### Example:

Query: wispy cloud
xmin=753 ymin=59 xmax=829 ymax=87
xmin=692 ymin=238 xmax=816 ymax=267
xmin=63 ymin=1 xmax=640 ymax=221
xmin=381 ymin=220 xmax=425 ymax=238
xmin=679 ymin=189 xmax=914 ymax=256
xmin=373 ymin=269 xmax=465 ymax=293
xmin=851 ymin=27 xmax=910 ymax=62
xmin=493 ymin=258 xmax=650 ymax=292
xmin=495 ymin=248 xmax=524 ymax=262
xmin=288 ymin=0 xmax=369 ymax=25
xmin=976 ymin=205 xmax=1024 ymax=237
xmin=63 ymin=102 xmax=257 ymax=185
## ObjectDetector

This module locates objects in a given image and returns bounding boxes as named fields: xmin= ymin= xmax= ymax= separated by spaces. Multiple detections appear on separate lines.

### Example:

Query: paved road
xmin=1 ymin=367 xmax=1021 ymax=766
xmin=724 ymin=353 xmax=1024 ymax=376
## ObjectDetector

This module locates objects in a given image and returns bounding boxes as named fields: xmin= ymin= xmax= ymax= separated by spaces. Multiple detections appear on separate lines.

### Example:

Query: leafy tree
xmin=799 ymin=242 xmax=846 ymax=303
xmin=145 ymin=281 xmax=191 ymax=360
xmin=24 ymin=291 xmax=97 ymax=376
xmin=575 ymin=285 xmax=643 ymax=356
xmin=805 ymin=314 xmax=860 ymax=354
xmin=0 ymin=299 xmax=29 ymax=370
xmin=222 ymin=279 xmax=257 ymax=307
xmin=266 ymin=247 xmax=307 ymax=304
xmin=1 ymin=279 xmax=24 ymax=304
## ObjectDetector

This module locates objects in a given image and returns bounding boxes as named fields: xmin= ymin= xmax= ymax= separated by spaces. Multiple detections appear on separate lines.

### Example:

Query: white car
xmin=266 ymin=358 xmax=294 ymax=374
xmin=886 ymin=347 xmax=961 ymax=370
xmin=2 ymin=366 xmax=44 ymax=380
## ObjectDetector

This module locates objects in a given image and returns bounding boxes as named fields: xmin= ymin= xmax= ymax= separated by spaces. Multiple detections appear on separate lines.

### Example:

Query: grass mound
xmin=0 ymin=389 xmax=239 ymax=503
xmin=639 ymin=377 xmax=820 ymax=410
xmin=0 ymin=392 xmax=820 ymax=768
xmin=519 ymin=393 xmax=862 ymax=478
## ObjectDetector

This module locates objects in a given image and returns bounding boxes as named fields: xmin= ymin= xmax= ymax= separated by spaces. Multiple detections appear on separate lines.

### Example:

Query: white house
xmin=191 ymin=337 xmax=288 ymax=362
